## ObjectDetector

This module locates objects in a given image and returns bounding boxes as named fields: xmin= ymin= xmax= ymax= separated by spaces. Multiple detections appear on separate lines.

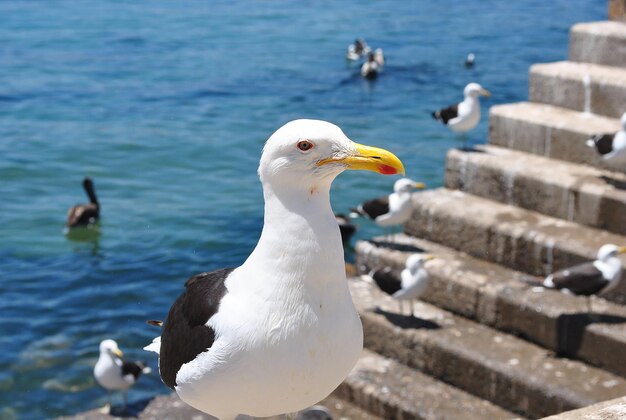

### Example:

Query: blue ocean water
xmin=0 ymin=1 xmax=605 ymax=418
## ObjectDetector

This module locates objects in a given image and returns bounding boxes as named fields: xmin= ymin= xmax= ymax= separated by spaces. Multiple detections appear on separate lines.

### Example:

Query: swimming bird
xmin=346 ymin=38 xmax=370 ymax=61
xmin=94 ymin=339 xmax=151 ymax=411
xmin=586 ymin=112 xmax=626 ymax=170
xmin=335 ymin=213 xmax=358 ymax=245
xmin=464 ymin=53 xmax=475 ymax=68
xmin=542 ymin=244 xmax=626 ymax=312
xmin=369 ymin=254 xmax=435 ymax=316
xmin=66 ymin=177 xmax=100 ymax=229
xmin=432 ymin=82 xmax=491 ymax=149
xmin=361 ymin=49 xmax=385 ymax=79
xmin=144 ymin=119 xmax=404 ymax=419
xmin=350 ymin=178 xmax=425 ymax=229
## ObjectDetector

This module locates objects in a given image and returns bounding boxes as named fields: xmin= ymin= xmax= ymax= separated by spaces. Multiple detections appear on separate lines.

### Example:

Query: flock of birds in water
xmin=59 ymin=39 xmax=626 ymax=419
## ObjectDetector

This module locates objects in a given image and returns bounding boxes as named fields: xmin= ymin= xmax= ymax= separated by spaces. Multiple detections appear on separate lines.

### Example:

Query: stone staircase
xmin=332 ymin=19 xmax=626 ymax=420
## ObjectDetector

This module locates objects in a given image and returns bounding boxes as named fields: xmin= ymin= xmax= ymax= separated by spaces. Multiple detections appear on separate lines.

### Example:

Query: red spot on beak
xmin=378 ymin=164 xmax=398 ymax=175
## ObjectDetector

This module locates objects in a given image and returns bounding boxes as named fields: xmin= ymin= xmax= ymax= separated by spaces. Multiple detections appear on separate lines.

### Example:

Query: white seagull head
xmin=464 ymin=82 xmax=491 ymax=99
xmin=258 ymin=119 xmax=405 ymax=187
xmin=405 ymin=253 xmax=435 ymax=274
xmin=620 ymin=112 xmax=626 ymax=131
xmin=393 ymin=177 xmax=426 ymax=193
xmin=99 ymin=339 xmax=124 ymax=359
xmin=597 ymin=244 xmax=626 ymax=261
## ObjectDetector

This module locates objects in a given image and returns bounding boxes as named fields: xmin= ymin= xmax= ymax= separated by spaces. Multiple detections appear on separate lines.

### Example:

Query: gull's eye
xmin=297 ymin=140 xmax=314 ymax=152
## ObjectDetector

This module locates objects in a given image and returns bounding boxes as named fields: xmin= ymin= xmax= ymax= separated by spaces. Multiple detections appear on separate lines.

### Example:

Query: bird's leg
xmin=587 ymin=297 xmax=593 ymax=315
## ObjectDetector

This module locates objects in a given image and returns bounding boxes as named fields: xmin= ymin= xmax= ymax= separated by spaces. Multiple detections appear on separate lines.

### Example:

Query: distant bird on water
xmin=541 ymin=244 xmax=626 ymax=312
xmin=346 ymin=38 xmax=370 ymax=61
xmin=66 ymin=177 xmax=99 ymax=229
xmin=144 ymin=119 xmax=404 ymax=419
xmin=361 ymin=49 xmax=385 ymax=79
xmin=464 ymin=53 xmax=476 ymax=68
xmin=369 ymin=253 xmax=435 ymax=316
xmin=432 ymin=82 xmax=491 ymax=149
xmin=586 ymin=112 xmax=626 ymax=170
xmin=350 ymin=178 xmax=425 ymax=228
xmin=94 ymin=339 xmax=151 ymax=411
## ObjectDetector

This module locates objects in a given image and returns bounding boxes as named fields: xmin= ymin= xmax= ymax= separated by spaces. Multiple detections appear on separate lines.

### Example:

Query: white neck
xmin=238 ymin=179 xmax=346 ymax=296
xmin=595 ymin=257 xmax=623 ymax=283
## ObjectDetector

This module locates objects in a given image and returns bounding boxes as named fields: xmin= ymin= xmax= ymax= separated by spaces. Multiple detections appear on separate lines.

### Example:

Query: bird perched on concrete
xmin=464 ymin=53 xmax=476 ymax=68
xmin=369 ymin=254 xmax=435 ymax=316
xmin=350 ymin=178 xmax=425 ymax=230
xmin=94 ymin=339 xmax=151 ymax=411
xmin=432 ymin=82 xmax=491 ymax=149
xmin=541 ymin=244 xmax=626 ymax=312
xmin=335 ymin=213 xmax=358 ymax=245
xmin=586 ymin=112 xmax=626 ymax=170
xmin=144 ymin=119 xmax=404 ymax=419
xmin=66 ymin=177 xmax=100 ymax=229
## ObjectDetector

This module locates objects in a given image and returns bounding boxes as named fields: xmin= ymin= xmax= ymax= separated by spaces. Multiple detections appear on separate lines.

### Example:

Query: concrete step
xmin=444 ymin=145 xmax=626 ymax=235
xmin=354 ymin=235 xmax=626 ymax=378
xmin=404 ymin=188 xmax=626 ymax=302
xmin=529 ymin=61 xmax=626 ymax=118
xmin=348 ymin=277 xmax=626 ymax=419
xmin=540 ymin=395 xmax=626 ymax=419
xmin=336 ymin=349 xmax=522 ymax=420
xmin=570 ymin=21 xmax=626 ymax=68
xmin=488 ymin=102 xmax=621 ymax=169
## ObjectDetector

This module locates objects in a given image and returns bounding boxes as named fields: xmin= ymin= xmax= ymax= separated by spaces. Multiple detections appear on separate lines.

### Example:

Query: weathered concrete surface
xmin=60 ymin=393 xmax=381 ymax=420
xmin=541 ymin=396 xmax=626 ymax=419
xmin=488 ymin=102 xmax=621 ymax=169
xmin=336 ymin=350 xmax=521 ymax=420
xmin=610 ymin=0 xmax=626 ymax=22
xmin=445 ymin=145 xmax=626 ymax=235
xmin=570 ymin=21 xmax=626 ymax=67
xmin=355 ymin=235 xmax=626 ymax=378
xmin=349 ymin=278 xmax=626 ymax=419
xmin=404 ymin=189 xmax=626 ymax=302
xmin=529 ymin=61 xmax=626 ymax=118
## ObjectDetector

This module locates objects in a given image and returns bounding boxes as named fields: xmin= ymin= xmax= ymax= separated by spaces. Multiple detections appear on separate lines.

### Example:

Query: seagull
xmin=346 ymin=38 xmax=370 ymax=61
xmin=66 ymin=177 xmax=100 ymax=229
xmin=369 ymin=254 xmax=435 ymax=316
xmin=94 ymin=339 xmax=151 ymax=411
xmin=542 ymin=244 xmax=626 ymax=312
xmin=361 ymin=49 xmax=385 ymax=79
xmin=586 ymin=112 xmax=626 ymax=170
xmin=144 ymin=119 xmax=404 ymax=419
xmin=464 ymin=53 xmax=475 ymax=68
xmin=432 ymin=82 xmax=491 ymax=149
xmin=335 ymin=213 xmax=358 ymax=245
xmin=350 ymin=178 xmax=425 ymax=234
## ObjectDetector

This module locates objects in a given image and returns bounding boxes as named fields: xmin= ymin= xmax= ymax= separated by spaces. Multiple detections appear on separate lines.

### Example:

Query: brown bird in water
xmin=66 ymin=177 xmax=100 ymax=228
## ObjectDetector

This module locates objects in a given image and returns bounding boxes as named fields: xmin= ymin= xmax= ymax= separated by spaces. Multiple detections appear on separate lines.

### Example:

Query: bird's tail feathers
xmin=431 ymin=111 xmax=440 ymax=120
xmin=585 ymin=138 xmax=596 ymax=149
xmin=143 ymin=336 xmax=161 ymax=354
xmin=543 ymin=275 xmax=555 ymax=289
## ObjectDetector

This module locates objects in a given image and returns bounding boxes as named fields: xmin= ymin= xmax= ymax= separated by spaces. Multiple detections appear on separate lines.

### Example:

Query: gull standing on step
xmin=542 ymin=244 xmax=626 ymax=312
xmin=369 ymin=254 xmax=435 ymax=316
xmin=432 ymin=82 xmax=491 ymax=149
xmin=94 ymin=339 xmax=151 ymax=411
xmin=144 ymin=119 xmax=405 ymax=419
xmin=350 ymin=178 xmax=425 ymax=239
xmin=586 ymin=112 xmax=626 ymax=170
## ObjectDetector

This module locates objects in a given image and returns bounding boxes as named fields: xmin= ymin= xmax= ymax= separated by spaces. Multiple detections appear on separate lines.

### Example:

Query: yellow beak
xmin=414 ymin=182 xmax=426 ymax=189
xmin=114 ymin=348 xmax=124 ymax=358
xmin=317 ymin=142 xmax=405 ymax=175
xmin=480 ymin=88 xmax=491 ymax=97
xmin=618 ymin=246 xmax=626 ymax=254
xmin=423 ymin=254 xmax=436 ymax=261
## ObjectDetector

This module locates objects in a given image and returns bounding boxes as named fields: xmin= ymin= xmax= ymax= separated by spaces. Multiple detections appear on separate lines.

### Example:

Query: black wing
xmin=548 ymin=262 xmax=608 ymax=296
xmin=335 ymin=213 xmax=357 ymax=244
xmin=121 ymin=361 xmax=148 ymax=380
xmin=432 ymin=104 xmax=459 ymax=124
xmin=351 ymin=196 xmax=389 ymax=220
xmin=159 ymin=267 xmax=234 ymax=389
xmin=589 ymin=133 xmax=615 ymax=156
xmin=371 ymin=266 xmax=402 ymax=296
